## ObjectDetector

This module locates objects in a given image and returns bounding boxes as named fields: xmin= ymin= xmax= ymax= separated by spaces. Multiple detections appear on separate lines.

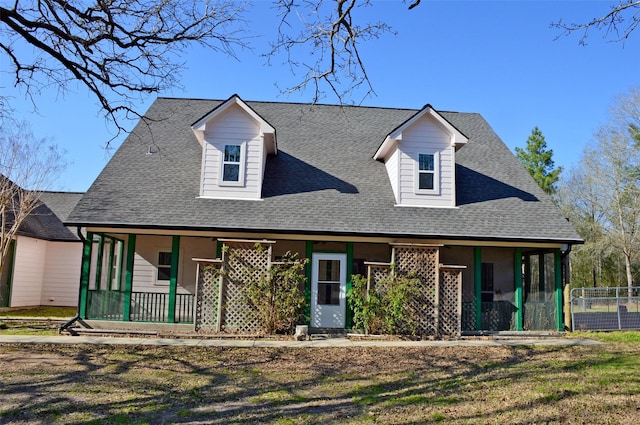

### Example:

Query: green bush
xmin=246 ymin=251 xmax=307 ymax=334
xmin=347 ymin=270 xmax=422 ymax=335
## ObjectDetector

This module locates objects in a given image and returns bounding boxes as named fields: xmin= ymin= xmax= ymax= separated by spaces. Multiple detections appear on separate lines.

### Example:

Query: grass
xmin=0 ymin=333 xmax=639 ymax=424
xmin=0 ymin=306 xmax=75 ymax=336
xmin=0 ymin=306 xmax=76 ymax=318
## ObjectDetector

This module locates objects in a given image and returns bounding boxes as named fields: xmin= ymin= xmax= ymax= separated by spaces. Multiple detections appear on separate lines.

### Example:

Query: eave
xmin=191 ymin=94 xmax=277 ymax=154
xmin=373 ymin=104 xmax=469 ymax=161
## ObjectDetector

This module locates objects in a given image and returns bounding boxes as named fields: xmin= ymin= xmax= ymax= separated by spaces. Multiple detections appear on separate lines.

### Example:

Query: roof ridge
xmin=155 ymin=96 xmax=434 ymax=113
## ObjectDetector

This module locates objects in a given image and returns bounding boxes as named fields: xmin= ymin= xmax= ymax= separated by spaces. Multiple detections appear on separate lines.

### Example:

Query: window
xmin=317 ymin=259 xmax=341 ymax=305
xmin=157 ymin=251 xmax=172 ymax=282
xmin=415 ymin=152 xmax=439 ymax=194
xmin=481 ymin=262 xmax=494 ymax=302
xmin=221 ymin=144 xmax=241 ymax=183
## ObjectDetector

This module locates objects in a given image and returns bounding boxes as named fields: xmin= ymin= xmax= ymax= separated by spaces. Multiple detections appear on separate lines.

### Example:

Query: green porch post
xmin=555 ymin=249 xmax=563 ymax=331
xmin=216 ymin=240 xmax=222 ymax=259
xmin=168 ymin=235 xmax=180 ymax=323
xmin=514 ymin=248 xmax=523 ymax=331
xmin=78 ymin=232 xmax=93 ymax=319
xmin=123 ymin=234 xmax=136 ymax=321
xmin=346 ymin=242 xmax=354 ymax=329
xmin=94 ymin=234 xmax=104 ymax=290
xmin=304 ymin=240 xmax=313 ymax=326
xmin=474 ymin=247 xmax=482 ymax=330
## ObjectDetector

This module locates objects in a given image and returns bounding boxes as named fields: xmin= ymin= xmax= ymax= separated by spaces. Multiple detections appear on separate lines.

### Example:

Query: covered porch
xmin=76 ymin=230 xmax=567 ymax=333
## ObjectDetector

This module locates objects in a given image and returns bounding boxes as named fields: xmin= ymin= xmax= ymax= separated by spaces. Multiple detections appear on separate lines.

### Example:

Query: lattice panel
xmin=221 ymin=242 xmax=271 ymax=333
xmin=368 ymin=264 xmax=392 ymax=297
xmin=439 ymin=269 xmax=462 ymax=336
xmin=392 ymin=245 xmax=439 ymax=335
xmin=194 ymin=263 xmax=222 ymax=332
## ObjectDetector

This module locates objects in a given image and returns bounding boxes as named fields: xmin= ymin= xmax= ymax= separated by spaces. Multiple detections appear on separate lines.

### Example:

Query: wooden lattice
xmin=392 ymin=244 xmax=440 ymax=335
xmin=439 ymin=267 xmax=463 ymax=336
xmin=366 ymin=262 xmax=392 ymax=297
xmin=194 ymin=261 xmax=222 ymax=332
xmin=194 ymin=240 xmax=274 ymax=334
xmin=221 ymin=241 xmax=272 ymax=333
xmin=366 ymin=246 xmax=463 ymax=337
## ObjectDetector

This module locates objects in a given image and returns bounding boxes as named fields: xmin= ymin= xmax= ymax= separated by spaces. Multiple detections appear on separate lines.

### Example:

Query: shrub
xmin=347 ymin=270 xmax=422 ymax=336
xmin=245 ymin=251 xmax=307 ymax=334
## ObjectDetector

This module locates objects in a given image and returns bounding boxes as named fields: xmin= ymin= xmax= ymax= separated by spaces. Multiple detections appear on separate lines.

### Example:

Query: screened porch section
xmin=79 ymin=233 xmax=210 ymax=323
xmin=456 ymin=247 xmax=563 ymax=332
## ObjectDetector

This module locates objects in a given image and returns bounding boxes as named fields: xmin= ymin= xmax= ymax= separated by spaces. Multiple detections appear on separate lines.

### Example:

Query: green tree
xmin=516 ymin=127 xmax=563 ymax=196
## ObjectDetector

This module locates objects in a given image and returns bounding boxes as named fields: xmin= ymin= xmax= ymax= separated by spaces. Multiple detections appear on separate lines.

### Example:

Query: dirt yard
xmin=1 ymin=338 xmax=639 ymax=424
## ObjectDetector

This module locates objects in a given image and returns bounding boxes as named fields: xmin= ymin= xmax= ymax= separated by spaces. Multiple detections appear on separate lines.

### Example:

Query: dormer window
xmin=220 ymin=144 xmax=244 ymax=186
xmin=192 ymin=95 xmax=277 ymax=200
xmin=416 ymin=152 xmax=439 ymax=194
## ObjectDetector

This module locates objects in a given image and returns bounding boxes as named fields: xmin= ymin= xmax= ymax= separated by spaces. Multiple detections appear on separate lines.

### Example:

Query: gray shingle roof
xmin=67 ymin=97 xmax=581 ymax=243
xmin=19 ymin=191 xmax=83 ymax=241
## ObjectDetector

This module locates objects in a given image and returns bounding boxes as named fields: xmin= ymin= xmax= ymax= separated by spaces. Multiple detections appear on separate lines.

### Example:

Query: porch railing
xmin=462 ymin=300 xmax=555 ymax=332
xmin=86 ymin=290 xmax=194 ymax=323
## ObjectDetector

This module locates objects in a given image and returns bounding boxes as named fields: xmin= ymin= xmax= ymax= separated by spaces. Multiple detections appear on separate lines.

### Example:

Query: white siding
xmin=131 ymin=235 xmax=169 ymax=294
xmin=131 ymin=235 xmax=212 ymax=295
xmin=384 ymin=145 xmax=400 ymax=203
xmin=397 ymin=116 xmax=456 ymax=208
xmin=40 ymin=241 xmax=82 ymax=307
xmin=200 ymin=104 xmax=265 ymax=200
xmin=10 ymin=236 xmax=46 ymax=307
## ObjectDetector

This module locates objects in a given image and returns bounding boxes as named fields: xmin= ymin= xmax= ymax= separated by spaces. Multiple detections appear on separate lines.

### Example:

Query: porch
xmin=76 ymin=232 xmax=566 ymax=333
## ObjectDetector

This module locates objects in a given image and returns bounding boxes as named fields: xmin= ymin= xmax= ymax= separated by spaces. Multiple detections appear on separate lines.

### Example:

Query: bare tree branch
xmin=0 ymin=0 xmax=424 ymax=144
xmin=0 ymin=0 xmax=249 ymax=145
xmin=0 ymin=116 xmax=66 ymax=277
xmin=552 ymin=1 xmax=640 ymax=45
xmin=267 ymin=0 xmax=396 ymax=103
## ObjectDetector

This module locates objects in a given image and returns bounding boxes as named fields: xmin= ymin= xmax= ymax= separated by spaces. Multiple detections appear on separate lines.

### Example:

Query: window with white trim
xmin=415 ymin=152 xmax=439 ymax=194
xmin=221 ymin=144 xmax=242 ymax=184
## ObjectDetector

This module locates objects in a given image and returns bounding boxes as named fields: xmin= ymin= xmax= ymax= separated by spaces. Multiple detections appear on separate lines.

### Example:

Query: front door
xmin=311 ymin=253 xmax=347 ymax=328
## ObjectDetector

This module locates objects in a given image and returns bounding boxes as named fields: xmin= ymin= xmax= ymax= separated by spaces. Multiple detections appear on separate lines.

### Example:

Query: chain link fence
xmin=570 ymin=286 xmax=640 ymax=331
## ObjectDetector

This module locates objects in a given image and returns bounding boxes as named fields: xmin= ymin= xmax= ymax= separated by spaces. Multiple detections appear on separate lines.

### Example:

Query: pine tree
xmin=516 ymin=127 xmax=563 ymax=196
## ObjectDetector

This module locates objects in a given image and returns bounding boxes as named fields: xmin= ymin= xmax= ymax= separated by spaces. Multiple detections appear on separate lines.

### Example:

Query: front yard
xmin=0 ymin=332 xmax=639 ymax=424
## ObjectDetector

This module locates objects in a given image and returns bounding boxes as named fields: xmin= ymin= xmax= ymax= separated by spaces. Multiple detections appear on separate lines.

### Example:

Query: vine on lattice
xmin=351 ymin=246 xmax=462 ymax=337
xmin=348 ymin=270 xmax=423 ymax=336
xmin=221 ymin=242 xmax=271 ymax=333
xmin=245 ymin=251 xmax=308 ymax=334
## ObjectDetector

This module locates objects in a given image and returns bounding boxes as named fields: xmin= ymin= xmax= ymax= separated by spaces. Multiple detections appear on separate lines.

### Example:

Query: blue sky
xmin=2 ymin=1 xmax=639 ymax=192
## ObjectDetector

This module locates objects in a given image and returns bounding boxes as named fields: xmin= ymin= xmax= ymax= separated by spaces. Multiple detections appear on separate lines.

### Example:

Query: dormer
xmin=192 ymin=95 xmax=276 ymax=200
xmin=374 ymin=105 xmax=468 ymax=208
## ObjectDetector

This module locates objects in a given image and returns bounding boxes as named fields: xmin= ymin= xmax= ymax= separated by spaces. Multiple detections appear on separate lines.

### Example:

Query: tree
xmin=558 ymin=87 xmax=640 ymax=290
xmin=1 ymin=1 xmax=422 ymax=141
xmin=515 ymin=127 xmax=563 ymax=196
xmin=558 ymin=154 xmax=620 ymax=288
xmin=0 ymin=116 xmax=66 ymax=280
xmin=552 ymin=1 xmax=640 ymax=44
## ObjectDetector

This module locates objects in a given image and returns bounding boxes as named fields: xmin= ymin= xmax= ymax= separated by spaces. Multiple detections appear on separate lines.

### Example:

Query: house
xmin=65 ymin=95 xmax=581 ymax=334
xmin=1 ymin=188 xmax=83 ymax=308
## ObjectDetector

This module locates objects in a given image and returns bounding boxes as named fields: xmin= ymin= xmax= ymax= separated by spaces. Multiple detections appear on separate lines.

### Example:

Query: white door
xmin=311 ymin=253 xmax=347 ymax=328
